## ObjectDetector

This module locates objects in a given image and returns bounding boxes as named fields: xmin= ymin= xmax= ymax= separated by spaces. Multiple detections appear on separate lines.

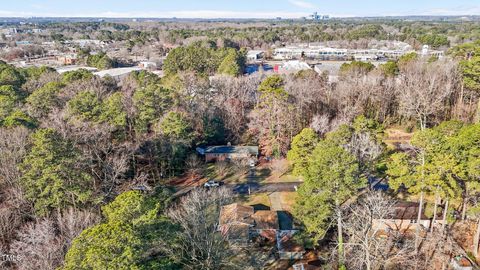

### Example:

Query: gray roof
xmin=205 ymin=146 xmax=258 ymax=155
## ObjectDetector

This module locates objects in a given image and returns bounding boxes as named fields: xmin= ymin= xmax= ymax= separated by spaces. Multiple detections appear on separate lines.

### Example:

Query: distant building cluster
xmin=271 ymin=44 xmax=443 ymax=61
xmin=309 ymin=12 xmax=330 ymax=21
xmin=2 ymin=27 xmax=44 ymax=38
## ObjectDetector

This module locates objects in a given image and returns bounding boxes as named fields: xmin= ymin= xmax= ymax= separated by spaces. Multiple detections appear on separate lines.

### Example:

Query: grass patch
xmin=280 ymin=192 xmax=298 ymax=212
xmin=238 ymin=193 xmax=272 ymax=209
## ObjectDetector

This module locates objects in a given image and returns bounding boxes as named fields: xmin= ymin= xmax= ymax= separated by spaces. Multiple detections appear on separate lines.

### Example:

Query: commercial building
xmin=272 ymin=44 xmax=444 ymax=61
xmin=274 ymin=60 xmax=312 ymax=74
xmin=56 ymin=65 xmax=98 ymax=74
xmin=246 ymin=50 xmax=264 ymax=62
xmin=93 ymin=67 xmax=142 ymax=81
xmin=57 ymin=54 xmax=77 ymax=65
xmin=138 ymin=61 xmax=158 ymax=70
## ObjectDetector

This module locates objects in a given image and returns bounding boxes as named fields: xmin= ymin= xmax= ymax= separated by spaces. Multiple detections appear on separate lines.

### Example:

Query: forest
xmin=0 ymin=19 xmax=479 ymax=269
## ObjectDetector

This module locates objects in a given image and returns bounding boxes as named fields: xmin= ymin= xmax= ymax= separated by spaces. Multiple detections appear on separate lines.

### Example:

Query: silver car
xmin=204 ymin=180 xmax=221 ymax=188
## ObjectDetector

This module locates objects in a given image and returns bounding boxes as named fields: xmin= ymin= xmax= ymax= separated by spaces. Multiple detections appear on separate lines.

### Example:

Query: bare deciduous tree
xmin=56 ymin=207 xmax=100 ymax=248
xmin=310 ymin=114 xmax=331 ymax=135
xmin=185 ymin=154 xmax=204 ymax=176
xmin=0 ymin=187 xmax=28 ymax=250
xmin=166 ymin=187 xmax=236 ymax=270
xmin=232 ymin=158 xmax=250 ymax=175
xmin=0 ymin=127 xmax=30 ymax=187
xmin=10 ymin=219 xmax=64 ymax=270
xmin=346 ymin=132 xmax=384 ymax=172
xmin=396 ymin=60 xmax=459 ymax=130
xmin=214 ymin=160 xmax=229 ymax=178
xmin=342 ymin=192 xmax=416 ymax=270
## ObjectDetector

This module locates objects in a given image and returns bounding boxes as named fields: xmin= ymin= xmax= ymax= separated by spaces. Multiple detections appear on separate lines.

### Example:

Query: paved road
xmin=172 ymin=166 xmax=302 ymax=198
xmin=172 ymin=181 xmax=301 ymax=198
xmin=226 ymin=182 xmax=301 ymax=194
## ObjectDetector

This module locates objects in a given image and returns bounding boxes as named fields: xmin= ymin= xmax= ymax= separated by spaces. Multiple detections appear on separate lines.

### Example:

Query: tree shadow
xmin=251 ymin=204 xmax=271 ymax=211
xmin=278 ymin=210 xmax=294 ymax=230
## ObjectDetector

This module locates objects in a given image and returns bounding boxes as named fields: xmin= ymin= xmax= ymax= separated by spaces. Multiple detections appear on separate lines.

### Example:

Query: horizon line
xmin=1 ymin=14 xmax=479 ymax=19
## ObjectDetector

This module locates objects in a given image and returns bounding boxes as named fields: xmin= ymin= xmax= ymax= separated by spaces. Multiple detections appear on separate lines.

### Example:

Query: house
xmin=250 ymin=210 xmax=280 ymax=242
xmin=219 ymin=203 xmax=279 ymax=245
xmin=219 ymin=203 xmax=255 ymax=246
xmin=353 ymin=54 xmax=378 ymax=61
xmin=201 ymin=145 xmax=259 ymax=162
xmin=372 ymin=201 xmax=444 ymax=232
xmin=219 ymin=203 xmax=306 ymax=259
xmin=277 ymin=231 xmax=306 ymax=260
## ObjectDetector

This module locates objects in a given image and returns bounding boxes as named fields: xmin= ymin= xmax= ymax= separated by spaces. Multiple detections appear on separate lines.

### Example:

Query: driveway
xmin=227 ymin=182 xmax=301 ymax=194
xmin=269 ymin=192 xmax=283 ymax=211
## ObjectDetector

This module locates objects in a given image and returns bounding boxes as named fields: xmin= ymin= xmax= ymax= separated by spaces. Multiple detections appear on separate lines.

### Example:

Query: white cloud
xmin=288 ymin=0 xmax=317 ymax=9
xmin=1 ymin=4 xmax=478 ymax=19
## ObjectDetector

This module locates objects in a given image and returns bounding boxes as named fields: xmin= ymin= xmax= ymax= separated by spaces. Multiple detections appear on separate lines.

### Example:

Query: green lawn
xmin=238 ymin=193 xmax=272 ymax=210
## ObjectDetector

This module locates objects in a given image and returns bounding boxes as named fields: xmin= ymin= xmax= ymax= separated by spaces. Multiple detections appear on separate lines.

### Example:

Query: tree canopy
xmin=20 ymin=128 xmax=95 ymax=215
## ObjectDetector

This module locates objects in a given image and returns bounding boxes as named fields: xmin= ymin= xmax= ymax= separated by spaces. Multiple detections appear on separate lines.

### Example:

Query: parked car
xmin=204 ymin=180 xmax=222 ymax=188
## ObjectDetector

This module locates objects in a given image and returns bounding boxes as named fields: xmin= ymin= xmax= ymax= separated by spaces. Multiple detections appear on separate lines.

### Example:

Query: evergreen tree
xmin=20 ymin=129 xmax=94 ymax=216
xmin=63 ymin=190 xmax=177 ymax=270
xmin=287 ymin=128 xmax=319 ymax=176
xmin=293 ymin=139 xmax=363 ymax=265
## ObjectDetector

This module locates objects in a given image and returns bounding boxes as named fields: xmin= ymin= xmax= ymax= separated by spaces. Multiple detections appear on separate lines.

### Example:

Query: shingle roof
xmin=219 ymin=203 xmax=255 ymax=226
xmin=278 ymin=232 xmax=305 ymax=253
xmin=252 ymin=210 xmax=279 ymax=230
xmin=390 ymin=201 xmax=432 ymax=220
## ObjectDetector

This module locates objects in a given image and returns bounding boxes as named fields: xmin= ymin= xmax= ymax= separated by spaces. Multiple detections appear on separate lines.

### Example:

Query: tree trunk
xmin=457 ymin=83 xmax=464 ymax=118
xmin=473 ymin=218 xmax=480 ymax=257
xmin=431 ymin=193 xmax=438 ymax=233
xmin=442 ymin=200 xmax=449 ymax=232
xmin=462 ymin=197 xmax=468 ymax=221
xmin=416 ymin=152 xmax=426 ymax=254
xmin=476 ymin=99 xmax=480 ymax=123
xmin=365 ymin=247 xmax=371 ymax=270
xmin=337 ymin=201 xmax=344 ymax=267
xmin=415 ymin=191 xmax=424 ymax=254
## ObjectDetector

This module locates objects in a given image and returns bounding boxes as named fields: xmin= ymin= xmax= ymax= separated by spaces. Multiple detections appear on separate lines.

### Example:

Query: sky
xmin=0 ymin=0 xmax=479 ymax=18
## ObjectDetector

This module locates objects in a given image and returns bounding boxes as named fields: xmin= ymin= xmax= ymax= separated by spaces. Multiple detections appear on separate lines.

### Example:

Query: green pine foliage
xmin=379 ymin=60 xmax=399 ymax=76
xmin=133 ymin=83 xmax=172 ymax=133
xmin=26 ymin=81 xmax=64 ymax=117
xmin=163 ymin=42 xmax=245 ymax=76
xmin=157 ymin=111 xmax=193 ymax=143
xmin=19 ymin=128 xmax=95 ymax=216
xmin=68 ymin=91 xmax=103 ymax=122
xmin=340 ymin=61 xmax=375 ymax=75
xmin=293 ymin=136 xmax=364 ymax=243
xmin=86 ymin=52 xmax=116 ymax=70
xmin=287 ymin=128 xmax=319 ymax=176
xmin=100 ymin=92 xmax=127 ymax=127
xmin=63 ymin=190 xmax=178 ymax=270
